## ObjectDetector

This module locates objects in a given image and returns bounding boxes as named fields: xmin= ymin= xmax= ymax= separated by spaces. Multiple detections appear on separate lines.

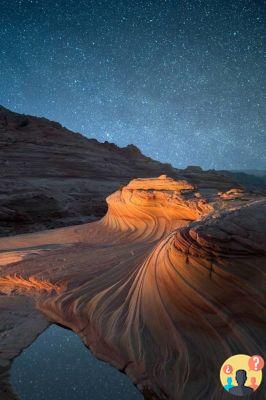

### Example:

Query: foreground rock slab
xmin=0 ymin=176 xmax=265 ymax=399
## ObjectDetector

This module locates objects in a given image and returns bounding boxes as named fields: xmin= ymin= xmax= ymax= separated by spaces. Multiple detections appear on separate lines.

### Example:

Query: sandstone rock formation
xmin=0 ymin=106 xmax=243 ymax=237
xmin=0 ymin=176 xmax=265 ymax=399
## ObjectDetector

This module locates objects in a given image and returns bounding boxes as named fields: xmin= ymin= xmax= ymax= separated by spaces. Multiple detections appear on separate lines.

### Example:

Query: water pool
xmin=11 ymin=324 xmax=143 ymax=400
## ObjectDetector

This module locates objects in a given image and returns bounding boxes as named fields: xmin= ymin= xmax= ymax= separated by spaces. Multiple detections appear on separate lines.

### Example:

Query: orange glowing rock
xmin=0 ymin=274 xmax=61 ymax=294
xmin=0 ymin=176 xmax=265 ymax=400
xmin=101 ymin=176 xmax=212 ymax=240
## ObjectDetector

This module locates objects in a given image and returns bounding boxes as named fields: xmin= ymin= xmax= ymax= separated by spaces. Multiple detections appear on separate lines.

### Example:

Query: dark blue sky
xmin=1 ymin=0 xmax=265 ymax=169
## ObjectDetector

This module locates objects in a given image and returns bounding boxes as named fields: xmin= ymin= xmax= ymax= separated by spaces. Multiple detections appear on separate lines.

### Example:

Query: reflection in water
xmin=11 ymin=325 xmax=143 ymax=400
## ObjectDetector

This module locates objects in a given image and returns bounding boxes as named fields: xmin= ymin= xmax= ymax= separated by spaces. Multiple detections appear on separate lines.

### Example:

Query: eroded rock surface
xmin=0 ymin=176 xmax=265 ymax=399
xmin=0 ymin=106 xmax=242 ymax=236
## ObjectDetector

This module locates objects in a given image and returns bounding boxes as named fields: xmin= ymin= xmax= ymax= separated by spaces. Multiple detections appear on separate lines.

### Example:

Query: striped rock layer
xmin=0 ymin=176 xmax=265 ymax=400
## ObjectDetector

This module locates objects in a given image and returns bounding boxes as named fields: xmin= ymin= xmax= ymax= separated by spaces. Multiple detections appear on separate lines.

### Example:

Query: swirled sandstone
xmin=0 ymin=177 xmax=265 ymax=400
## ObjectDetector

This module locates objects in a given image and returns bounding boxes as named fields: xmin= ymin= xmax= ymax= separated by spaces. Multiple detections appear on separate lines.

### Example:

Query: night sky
xmin=1 ymin=0 xmax=265 ymax=170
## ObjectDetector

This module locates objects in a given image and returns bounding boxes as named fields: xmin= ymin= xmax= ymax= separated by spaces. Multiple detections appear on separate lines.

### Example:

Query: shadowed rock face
xmin=0 ymin=106 xmax=241 ymax=237
xmin=0 ymin=176 xmax=265 ymax=399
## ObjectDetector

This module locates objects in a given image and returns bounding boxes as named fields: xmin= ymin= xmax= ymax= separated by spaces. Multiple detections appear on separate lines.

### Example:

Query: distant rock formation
xmin=0 ymin=176 xmax=265 ymax=399
xmin=0 ymin=106 xmax=243 ymax=236
xmin=222 ymin=169 xmax=266 ymax=192
xmin=184 ymin=165 xmax=203 ymax=172
xmin=218 ymin=187 xmax=246 ymax=200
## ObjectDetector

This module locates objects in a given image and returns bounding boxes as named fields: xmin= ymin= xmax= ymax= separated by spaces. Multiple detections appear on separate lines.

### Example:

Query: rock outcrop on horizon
xmin=0 ymin=106 xmax=244 ymax=237
xmin=0 ymin=175 xmax=265 ymax=400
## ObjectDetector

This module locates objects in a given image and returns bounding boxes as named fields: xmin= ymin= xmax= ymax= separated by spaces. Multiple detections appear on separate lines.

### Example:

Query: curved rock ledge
xmin=0 ymin=177 xmax=265 ymax=400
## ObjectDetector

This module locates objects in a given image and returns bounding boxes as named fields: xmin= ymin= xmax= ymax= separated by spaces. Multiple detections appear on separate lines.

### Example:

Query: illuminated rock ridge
xmin=0 ymin=176 xmax=265 ymax=400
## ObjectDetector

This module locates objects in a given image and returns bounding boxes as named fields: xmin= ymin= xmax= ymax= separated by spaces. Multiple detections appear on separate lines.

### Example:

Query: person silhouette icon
xmin=224 ymin=377 xmax=234 ymax=391
xmin=229 ymin=370 xmax=254 ymax=396
xmin=249 ymin=377 xmax=258 ymax=391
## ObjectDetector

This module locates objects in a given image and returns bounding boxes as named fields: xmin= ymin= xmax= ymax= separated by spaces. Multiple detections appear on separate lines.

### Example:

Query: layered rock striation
xmin=0 ymin=106 xmax=243 ymax=236
xmin=0 ymin=176 xmax=265 ymax=399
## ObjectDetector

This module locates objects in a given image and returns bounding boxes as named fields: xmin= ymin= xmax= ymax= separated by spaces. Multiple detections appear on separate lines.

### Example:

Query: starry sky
xmin=1 ymin=0 xmax=265 ymax=170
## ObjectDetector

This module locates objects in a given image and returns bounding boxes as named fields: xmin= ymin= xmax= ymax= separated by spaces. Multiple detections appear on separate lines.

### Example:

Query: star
xmin=0 ymin=0 xmax=265 ymax=170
